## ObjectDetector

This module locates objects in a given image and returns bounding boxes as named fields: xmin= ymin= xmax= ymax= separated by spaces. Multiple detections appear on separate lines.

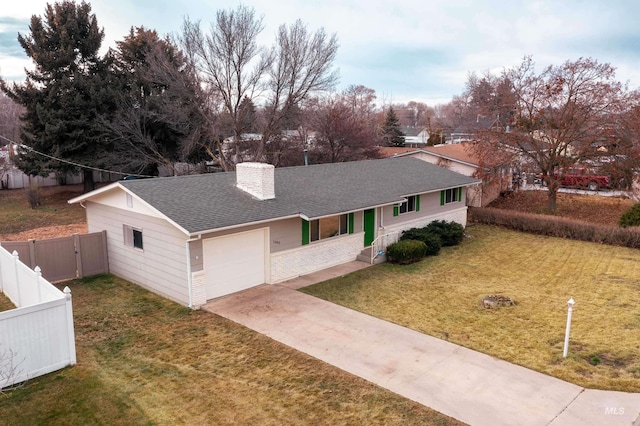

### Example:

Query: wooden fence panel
xmin=0 ymin=231 xmax=108 ymax=282
xmin=32 ymin=237 xmax=77 ymax=282
xmin=77 ymin=231 xmax=108 ymax=277
xmin=0 ymin=241 xmax=32 ymax=268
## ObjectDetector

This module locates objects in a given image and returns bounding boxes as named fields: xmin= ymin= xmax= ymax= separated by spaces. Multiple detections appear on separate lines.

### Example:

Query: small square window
xmin=133 ymin=229 xmax=143 ymax=249
xmin=124 ymin=225 xmax=143 ymax=250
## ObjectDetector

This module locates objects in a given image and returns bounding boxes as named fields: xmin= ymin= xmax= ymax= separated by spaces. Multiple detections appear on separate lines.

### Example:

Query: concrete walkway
xmin=203 ymin=262 xmax=640 ymax=426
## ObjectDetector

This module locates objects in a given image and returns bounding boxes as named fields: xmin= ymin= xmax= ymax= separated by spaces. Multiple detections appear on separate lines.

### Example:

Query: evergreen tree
xmin=0 ymin=1 xmax=116 ymax=192
xmin=109 ymin=27 xmax=205 ymax=176
xmin=381 ymin=107 xmax=405 ymax=147
xmin=238 ymin=96 xmax=258 ymax=134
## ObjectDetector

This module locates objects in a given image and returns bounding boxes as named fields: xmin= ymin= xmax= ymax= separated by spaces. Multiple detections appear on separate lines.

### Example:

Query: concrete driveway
xmin=203 ymin=264 xmax=640 ymax=426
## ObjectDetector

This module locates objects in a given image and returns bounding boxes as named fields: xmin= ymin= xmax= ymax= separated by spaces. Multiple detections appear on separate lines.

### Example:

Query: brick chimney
xmin=236 ymin=162 xmax=275 ymax=200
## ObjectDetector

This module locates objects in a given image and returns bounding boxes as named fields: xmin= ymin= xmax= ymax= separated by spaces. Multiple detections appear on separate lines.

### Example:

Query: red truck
xmin=558 ymin=168 xmax=610 ymax=191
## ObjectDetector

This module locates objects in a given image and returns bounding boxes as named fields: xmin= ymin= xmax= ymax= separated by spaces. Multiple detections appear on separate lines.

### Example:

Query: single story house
xmin=69 ymin=157 xmax=479 ymax=308
xmin=380 ymin=143 xmax=512 ymax=207
xmin=447 ymin=115 xmax=505 ymax=143
xmin=399 ymin=126 xmax=430 ymax=147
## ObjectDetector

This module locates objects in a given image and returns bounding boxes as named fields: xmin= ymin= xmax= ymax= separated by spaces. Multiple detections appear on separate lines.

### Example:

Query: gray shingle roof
xmin=119 ymin=157 xmax=478 ymax=235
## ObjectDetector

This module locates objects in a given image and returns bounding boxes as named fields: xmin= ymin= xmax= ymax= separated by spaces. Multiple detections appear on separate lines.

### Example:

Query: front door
xmin=364 ymin=209 xmax=375 ymax=246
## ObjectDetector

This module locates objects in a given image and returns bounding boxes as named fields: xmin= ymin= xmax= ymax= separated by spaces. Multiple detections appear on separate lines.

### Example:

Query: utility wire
xmin=0 ymin=134 xmax=156 ymax=178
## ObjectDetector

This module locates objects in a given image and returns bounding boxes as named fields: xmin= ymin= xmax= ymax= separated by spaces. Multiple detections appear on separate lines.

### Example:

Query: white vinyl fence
xmin=0 ymin=165 xmax=119 ymax=190
xmin=0 ymin=246 xmax=76 ymax=389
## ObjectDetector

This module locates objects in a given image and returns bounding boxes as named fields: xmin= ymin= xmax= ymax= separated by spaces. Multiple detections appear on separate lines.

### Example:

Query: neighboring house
xmin=447 ymin=115 xmax=505 ymax=144
xmin=380 ymin=143 xmax=512 ymax=207
xmin=399 ymin=126 xmax=430 ymax=147
xmin=69 ymin=157 xmax=478 ymax=308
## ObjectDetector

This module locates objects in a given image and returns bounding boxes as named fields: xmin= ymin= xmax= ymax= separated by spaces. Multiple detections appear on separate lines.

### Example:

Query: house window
xmin=441 ymin=188 xmax=462 ymax=205
xmin=310 ymin=220 xmax=320 ymax=242
xmin=394 ymin=195 xmax=420 ymax=216
xmin=124 ymin=225 xmax=144 ymax=250
xmin=399 ymin=195 xmax=417 ymax=214
xmin=310 ymin=214 xmax=349 ymax=242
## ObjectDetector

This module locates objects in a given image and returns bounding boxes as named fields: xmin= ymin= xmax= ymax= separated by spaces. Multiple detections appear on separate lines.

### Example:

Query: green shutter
xmin=348 ymin=213 xmax=355 ymax=234
xmin=440 ymin=190 xmax=445 ymax=206
xmin=302 ymin=219 xmax=310 ymax=245
xmin=393 ymin=205 xmax=399 ymax=216
xmin=458 ymin=187 xmax=462 ymax=202
xmin=415 ymin=195 xmax=420 ymax=212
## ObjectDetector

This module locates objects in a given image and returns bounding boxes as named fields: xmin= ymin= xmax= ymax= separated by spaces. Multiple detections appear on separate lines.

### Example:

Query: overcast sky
xmin=2 ymin=0 xmax=640 ymax=106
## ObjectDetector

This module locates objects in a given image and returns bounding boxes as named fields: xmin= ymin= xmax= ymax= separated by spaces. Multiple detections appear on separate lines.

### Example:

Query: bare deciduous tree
xmin=180 ymin=6 xmax=271 ymax=169
xmin=0 ymin=92 xmax=22 ymax=188
xmin=480 ymin=56 xmax=627 ymax=211
xmin=0 ymin=91 xmax=23 ymax=144
xmin=261 ymin=19 xmax=339 ymax=162
xmin=308 ymin=95 xmax=381 ymax=163
xmin=603 ymin=91 xmax=640 ymax=193
xmin=180 ymin=8 xmax=339 ymax=169
xmin=343 ymin=85 xmax=377 ymax=120
xmin=341 ymin=84 xmax=380 ymax=144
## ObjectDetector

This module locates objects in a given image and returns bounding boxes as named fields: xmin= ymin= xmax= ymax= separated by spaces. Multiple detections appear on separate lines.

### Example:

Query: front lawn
xmin=301 ymin=224 xmax=640 ymax=392
xmin=0 ymin=275 xmax=460 ymax=425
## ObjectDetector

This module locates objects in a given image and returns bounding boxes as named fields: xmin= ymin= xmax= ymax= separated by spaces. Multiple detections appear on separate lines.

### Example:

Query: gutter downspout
xmin=185 ymin=234 xmax=202 ymax=309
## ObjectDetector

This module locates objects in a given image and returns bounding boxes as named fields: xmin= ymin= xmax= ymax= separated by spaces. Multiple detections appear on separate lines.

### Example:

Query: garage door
xmin=203 ymin=229 xmax=267 ymax=300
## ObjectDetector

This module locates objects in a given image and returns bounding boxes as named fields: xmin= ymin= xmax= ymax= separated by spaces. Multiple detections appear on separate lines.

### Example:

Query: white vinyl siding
xmin=86 ymin=201 xmax=190 ymax=306
xmin=384 ymin=192 xmax=456 ymax=227
xmin=123 ymin=224 xmax=143 ymax=250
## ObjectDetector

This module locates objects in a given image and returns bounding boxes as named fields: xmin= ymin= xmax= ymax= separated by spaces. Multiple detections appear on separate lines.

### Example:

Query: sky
xmin=1 ymin=0 xmax=640 ymax=106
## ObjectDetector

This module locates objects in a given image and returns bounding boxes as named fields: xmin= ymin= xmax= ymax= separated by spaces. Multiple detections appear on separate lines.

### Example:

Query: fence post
xmin=63 ymin=286 xmax=77 ymax=365
xmin=101 ymin=230 xmax=109 ymax=274
xmin=28 ymin=239 xmax=37 ymax=269
xmin=12 ymin=250 xmax=21 ymax=307
xmin=73 ymin=234 xmax=83 ymax=279
xmin=0 ymin=245 xmax=4 ymax=293
xmin=34 ymin=266 xmax=43 ymax=303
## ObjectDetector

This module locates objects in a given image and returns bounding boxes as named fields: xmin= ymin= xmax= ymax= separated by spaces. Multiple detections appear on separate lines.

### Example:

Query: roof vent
xmin=236 ymin=162 xmax=275 ymax=200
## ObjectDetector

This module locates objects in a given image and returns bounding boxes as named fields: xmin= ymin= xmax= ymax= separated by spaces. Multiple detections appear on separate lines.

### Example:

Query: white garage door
xmin=203 ymin=229 xmax=267 ymax=300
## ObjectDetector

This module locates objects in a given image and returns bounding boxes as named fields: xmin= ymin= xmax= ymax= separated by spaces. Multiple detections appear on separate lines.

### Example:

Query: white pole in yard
xmin=563 ymin=297 xmax=575 ymax=358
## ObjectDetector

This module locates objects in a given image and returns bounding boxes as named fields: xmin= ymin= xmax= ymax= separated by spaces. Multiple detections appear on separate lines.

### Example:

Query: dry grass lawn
xmin=0 ymin=185 xmax=86 ymax=240
xmin=0 ymin=292 xmax=14 ymax=312
xmin=302 ymin=224 xmax=640 ymax=392
xmin=0 ymin=275 xmax=461 ymax=426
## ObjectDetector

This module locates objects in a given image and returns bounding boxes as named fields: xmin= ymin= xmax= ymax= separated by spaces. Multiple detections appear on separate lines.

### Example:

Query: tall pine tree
xmin=109 ymin=27 xmax=205 ymax=176
xmin=381 ymin=106 xmax=405 ymax=147
xmin=1 ymin=1 xmax=117 ymax=192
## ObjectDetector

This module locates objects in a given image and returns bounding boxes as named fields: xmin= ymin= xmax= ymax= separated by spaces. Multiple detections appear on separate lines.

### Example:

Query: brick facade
xmin=270 ymin=233 xmax=364 ymax=283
